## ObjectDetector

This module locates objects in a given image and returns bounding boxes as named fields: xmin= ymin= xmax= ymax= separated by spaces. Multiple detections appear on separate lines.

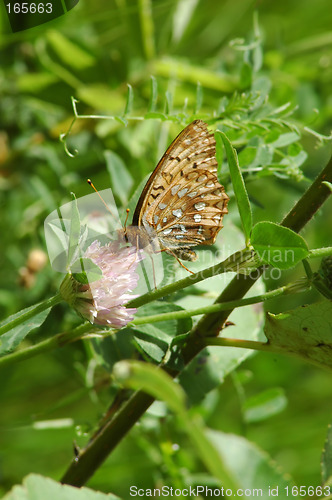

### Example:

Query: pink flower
xmin=60 ymin=241 xmax=142 ymax=327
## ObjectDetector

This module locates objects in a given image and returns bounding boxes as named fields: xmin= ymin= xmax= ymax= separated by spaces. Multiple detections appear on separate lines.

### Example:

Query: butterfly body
xmin=127 ymin=120 xmax=229 ymax=262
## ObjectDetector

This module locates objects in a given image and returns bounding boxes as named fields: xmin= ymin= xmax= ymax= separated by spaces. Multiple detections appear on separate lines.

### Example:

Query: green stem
xmin=308 ymin=247 xmax=332 ymax=259
xmin=62 ymin=153 xmax=332 ymax=487
xmin=0 ymin=323 xmax=93 ymax=370
xmin=128 ymin=244 xmax=331 ymax=312
xmin=0 ymin=294 xmax=62 ymax=337
xmin=131 ymin=284 xmax=301 ymax=326
xmin=128 ymin=261 xmax=228 ymax=308
xmin=128 ymin=248 xmax=255 ymax=309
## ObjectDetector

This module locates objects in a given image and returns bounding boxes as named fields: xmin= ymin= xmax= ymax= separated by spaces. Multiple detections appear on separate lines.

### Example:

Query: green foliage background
xmin=0 ymin=0 xmax=332 ymax=498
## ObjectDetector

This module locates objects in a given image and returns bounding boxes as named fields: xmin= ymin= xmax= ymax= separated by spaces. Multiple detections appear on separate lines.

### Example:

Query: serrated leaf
xmin=264 ymin=300 xmax=332 ymax=370
xmin=2 ymin=474 xmax=119 ymax=500
xmin=104 ymin=150 xmax=133 ymax=206
xmin=251 ymin=221 xmax=309 ymax=269
xmin=216 ymin=131 xmax=252 ymax=244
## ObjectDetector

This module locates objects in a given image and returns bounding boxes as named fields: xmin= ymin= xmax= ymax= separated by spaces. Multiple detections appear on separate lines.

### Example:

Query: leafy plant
xmin=1 ymin=1 xmax=332 ymax=498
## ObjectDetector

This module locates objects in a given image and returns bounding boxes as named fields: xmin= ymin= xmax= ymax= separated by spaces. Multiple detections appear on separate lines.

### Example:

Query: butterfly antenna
xmin=87 ymin=178 xmax=118 ymax=220
xmin=124 ymin=208 xmax=130 ymax=234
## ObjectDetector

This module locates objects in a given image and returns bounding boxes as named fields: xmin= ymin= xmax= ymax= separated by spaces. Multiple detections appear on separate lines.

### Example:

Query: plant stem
xmin=0 ymin=323 xmax=93 ymax=370
xmin=128 ymin=248 xmax=255 ymax=309
xmin=131 ymin=284 xmax=301 ymax=326
xmin=308 ymin=247 xmax=332 ymax=259
xmin=181 ymin=154 xmax=332 ymax=361
xmin=0 ymin=294 xmax=62 ymax=337
xmin=61 ymin=153 xmax=332 ymax=487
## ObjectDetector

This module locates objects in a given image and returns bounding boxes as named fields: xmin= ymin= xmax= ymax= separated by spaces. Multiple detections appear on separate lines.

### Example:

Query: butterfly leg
xmin=149 ymin=254 xmax=158 ymax=289
xmin=159 ymin=248 xmax=195 ymax=275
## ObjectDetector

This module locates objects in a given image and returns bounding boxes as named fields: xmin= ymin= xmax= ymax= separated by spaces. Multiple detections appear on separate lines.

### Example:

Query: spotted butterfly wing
xmin=129 ymin=120 xmax=229 ymax=261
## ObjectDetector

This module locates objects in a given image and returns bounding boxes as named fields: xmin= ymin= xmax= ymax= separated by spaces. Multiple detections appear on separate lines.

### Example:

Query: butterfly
xmin=124 ymin=120 xmax=229 ymax=268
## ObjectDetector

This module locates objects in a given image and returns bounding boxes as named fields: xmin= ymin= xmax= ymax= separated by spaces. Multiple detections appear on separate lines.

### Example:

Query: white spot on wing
xmin=194 ymin=202 xmax=206 ymax=211
xmin=176 ymin=235 xmax=184 ymax=239
xmin=163 ymin=228 xmax=172 ymax=235
xmin=163 ymin=217 xmax=167 ymax=223
xmin=178 ymin=188 xmax=188 ymax=198
xmin=188 ymin=191 xmax=197 ymax=198
xmin=198 ymin=175 xmax=207 ymax=182
xmin=171 ymin=185 xmax=180 ymax=196
xmin=154 ymin=215 xmax=159 ymax=224
xmin=158 ymin=202 xmax=167 ymax=210
xmin=173 ymin=209 xmax=183 ymax=218
xmin=194 ymin=214 xmax=202 ymax=223
xmin=206 ymin=181 xmax=215 ymax=187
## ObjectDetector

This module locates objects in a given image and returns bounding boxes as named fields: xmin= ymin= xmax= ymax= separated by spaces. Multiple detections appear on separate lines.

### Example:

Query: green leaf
xmin=251 ymin=221 xmax=309 ymax=269
xmin=2 ymin=474 xmax=119 ymax=500
xmin=216 ymin=131 xmax=252 ymax=244
xmin=264 ymin=300 xmax=332 ymax=370
xmin=322 ymin=422 xmax=332 ymax=485
xmin=0 ymin=307 xmax=50 ymax=356
xmin=171 ymin=0 xmax=199 ymax=43
xmin=114 ymin=360 xmax=186 ymax=414
xmin=17 ymin=73 xmax=59 ymax=92
xmin=269 ymin=131 xmax=300 ymax=147
xmin=123 ymin=84 xmax=134 ymax=116
xmin=46 ymin=31 xmax=95 ymax=69
xmin=113 ymin=360 xmax=237 ymax=489
xmin=178 ymin=223 xmax=265 ymax=403
xmin=104 ymin=150 xmax=133 ymax=206
xmin=206 ymin=431 xmax=294 ymax=495
xmin=243 ymin=387 xmax=287 ymax=423
xmin=131 ymin=302 xmax=192 ymax=363
xmin=148 ymin=75 xmax=158 ymax=112
xmin=240 ymin=62 xmax=252 ymax=88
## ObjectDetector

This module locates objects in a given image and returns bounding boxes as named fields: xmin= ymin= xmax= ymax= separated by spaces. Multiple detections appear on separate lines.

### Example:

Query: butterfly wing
xmin=132 ymin=120 xmax=229 ymax=256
